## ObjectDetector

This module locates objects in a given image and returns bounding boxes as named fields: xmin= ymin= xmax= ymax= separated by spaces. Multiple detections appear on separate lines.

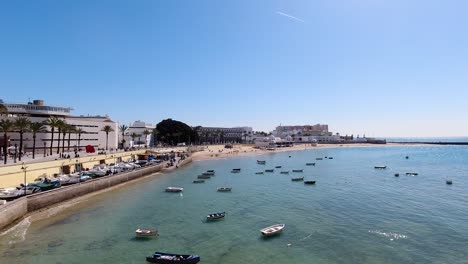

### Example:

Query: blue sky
xmin=1 ymin=0 xmax=467 ymax=137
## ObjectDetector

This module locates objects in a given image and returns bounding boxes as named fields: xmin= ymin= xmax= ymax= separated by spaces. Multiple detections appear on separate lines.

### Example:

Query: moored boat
xmin=275 ymin=166 xmax=282 ymax=168
xmin=316 ymin=158 xmax=323 ymax=160
xmin=304 ymin=180 xmax=316 ymax=185
xmin=146 ymin=252 xmax=200 ymax=264
xmin=165 ymin=187 xmax=183 ymax=192
xmin=255 ymin=172 xmax=264 ymax=174
xmin=306 ymin=163 xmax=315 ymax=166
xmin=265 ymin=169 xmax=274 ymax=172
xmin=206 ymin=212 xmax=225 ymax=221
xmin=217 ymin=187 xmax=232 ymax=192
xmin=257 ymin=160 xmax=266 ymax=164
xmin=230 ymin=170 xmax=240 ymax=173
xmin=193 ymin=180 xmax=205 ymax=183
xmin=260 ymin=224 xmax=285 ymax=236
xmin=394 ymin=173 xmax=400 ymax=177
xmin=292 ymin=169 xmax=303 ymax=173
xmin=202 ymin=172 xmax=215 ymax=176
xmin=197 ymin=175 xmax=211 ymax=179
xmin=206 ymin=170 xmax=215 ymax=173
xmin=446 ymin=179 xmax=453 ymax=185
xmin=405 ymin=172 xmax=418 ymax=176
xmin=136 ymin=228 xmax=158 ymax=237
xmin=291 ymin=177 xmax=304 ymax=181
xmin=374 ymin=166 xmax=387 ymax=169
xmin=280 ymin=171 xmax=289 ymax=174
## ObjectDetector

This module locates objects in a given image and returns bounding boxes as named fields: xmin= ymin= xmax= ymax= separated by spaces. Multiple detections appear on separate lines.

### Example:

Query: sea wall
xmin=0 ymin=157 xmax=193 ymax=232
xmin=0 ymin=197 xmax=27 ymax=231
xmin=0 ymin=150 xmax=148 ymax=188
xmin=26 ymin=164 xmax=164 ymax=212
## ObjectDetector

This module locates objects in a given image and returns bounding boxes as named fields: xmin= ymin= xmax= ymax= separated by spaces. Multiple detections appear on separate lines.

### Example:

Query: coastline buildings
xmin=120 ymin=121 xmax=155 ymax=148
xmin=196 ymin=126 xmax=253 ymax=144
xmin=272 ymin=124 xmax=341 ymax=143
xmin=0 ymin=99 xmax=118 ymax=154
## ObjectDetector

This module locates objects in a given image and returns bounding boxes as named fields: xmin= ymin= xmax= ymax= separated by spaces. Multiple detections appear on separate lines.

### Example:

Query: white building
xmin=273 ymin=124 xmax=343 ymax=143
xmin=196 ymin=126 xmax=253 ymax=144
xmin=1 ymin=99 xmax=118 ymax=154
xmin=120 ymin=120 xmax=155 ymax=148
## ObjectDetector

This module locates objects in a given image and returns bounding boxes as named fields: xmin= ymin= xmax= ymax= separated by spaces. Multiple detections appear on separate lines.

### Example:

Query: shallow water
xmin=1 ymin=146 xmax=467 ymax=264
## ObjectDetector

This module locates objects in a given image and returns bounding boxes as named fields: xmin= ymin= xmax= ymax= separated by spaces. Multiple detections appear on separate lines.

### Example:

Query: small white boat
xmin=165 ymin=187 xmax=184 ymax=192
xmin=217 ymin=187 xmax=232 ymax=192
xmin=135 ymin=228 xmax=158 ymax=237
xmin=260 ymin=224 xmax=285 ymax=236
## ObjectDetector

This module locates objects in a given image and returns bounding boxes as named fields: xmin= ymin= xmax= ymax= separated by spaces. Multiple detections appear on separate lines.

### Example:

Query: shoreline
xmin=190 ymin=143 xmax=429 ymax=162
xmin=0 ymin=143 xmax=438 ymax=235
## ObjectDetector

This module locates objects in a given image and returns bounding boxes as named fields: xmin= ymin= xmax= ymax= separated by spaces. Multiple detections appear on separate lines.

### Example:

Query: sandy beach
xmin=190 ymin=143 xmax=415 ymax=162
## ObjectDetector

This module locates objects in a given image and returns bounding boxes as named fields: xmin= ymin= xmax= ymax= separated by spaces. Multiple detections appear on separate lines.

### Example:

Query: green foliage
xmin=156 ymin=118 xmax=198 ymax=145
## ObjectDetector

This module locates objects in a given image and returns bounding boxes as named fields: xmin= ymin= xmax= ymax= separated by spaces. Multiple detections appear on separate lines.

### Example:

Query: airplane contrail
xmin=276 ymin=12 xmax=305 ymax=23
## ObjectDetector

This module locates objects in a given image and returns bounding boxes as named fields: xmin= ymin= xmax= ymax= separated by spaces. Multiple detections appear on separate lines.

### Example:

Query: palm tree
xmin=119 ymin=124 xmax=128 ymax=149
xmin=55 ymin=119 xmax=66 ymax=154
xmin=152 ymin=128 xmax=159 ymax=147
xmin=14 ymin=117 xmax=31 ymax=161
xmin=130 ymin=133 xmax=138 ymax=148
xmin=0 ymin=119 xmax=15 ymax=164
xmin=45 ymin=117 xmax=61 ymax=155
xmin=67 ymin=125 xmax=76 ymax=152
xmin=101 ymin=125 xmax=114 ymax=150
xmin=61 ymin=124 xmax=67 ymax=153
xmin=75 ymin=128 xmax=84 ymax=150
xmin=137 ymin=134 xmax=142 ymax=148
xmin=143 ymin=129 xmax=151 ymax=148
xmin=29 ymin=122 xmax=46 ymax=159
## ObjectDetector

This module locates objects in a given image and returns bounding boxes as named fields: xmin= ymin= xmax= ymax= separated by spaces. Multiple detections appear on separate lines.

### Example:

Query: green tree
xmin=45 ymin=117 xmax=61 ymax=155
xmin=29 ymin=122 xmax=46 ymax=159
xmin=119 ymin=124 xmax=128 ymax=149
xmin=152 ymin=128 xmax=159 ymax=147
xmin=75 ymin=128 xmax=84 ymax=150
xmin=61 ymin=124 xmax=69 ymax=154
xmin=143 ymin=129 xmax=151 ymax=148
xmin=67 ymin=125 xmax=76 ymax=152
xmin=0 ymin=119 xmax=15 ymax=164
xmin=155 ymin=119 xmax=198 ymax=146
xmin=101 ymin=125 xmax=114 ymax=150
xmin=55 ymin=119 xmax=66 ymax=154
xmin=14 ymin=117 xmax=31 ymax=161
xmin=130 ymin=133 xmax=138 ymax=148
xmin=0 ymin=103 xmax=8 ymax=115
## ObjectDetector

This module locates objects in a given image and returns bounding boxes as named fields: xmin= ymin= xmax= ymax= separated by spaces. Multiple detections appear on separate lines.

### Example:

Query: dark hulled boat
xmin=304 ymin=181 xmax=316 ymax=185
xmin=206 ymin=212 xmax=225 ymax=221
xmin=146 ymin=252 xmax=200 ymax=264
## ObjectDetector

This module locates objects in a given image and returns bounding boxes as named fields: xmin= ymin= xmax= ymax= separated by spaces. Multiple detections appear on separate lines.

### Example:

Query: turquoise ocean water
xmin=1 ymin=146 xmax=467 ymax=264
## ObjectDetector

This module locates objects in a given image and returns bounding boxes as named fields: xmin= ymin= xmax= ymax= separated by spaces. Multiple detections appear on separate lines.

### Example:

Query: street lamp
xmin=21 ymin=163 xmax=27 ymax=196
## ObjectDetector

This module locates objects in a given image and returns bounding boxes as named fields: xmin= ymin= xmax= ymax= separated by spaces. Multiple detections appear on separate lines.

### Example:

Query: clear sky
xmin=1 ymin=0 xmax=467 ymax=137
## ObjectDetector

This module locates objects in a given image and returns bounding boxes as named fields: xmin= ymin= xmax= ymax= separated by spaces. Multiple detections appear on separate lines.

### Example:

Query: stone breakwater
xmin=0 ymin=157 xmax=192 ymax=231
